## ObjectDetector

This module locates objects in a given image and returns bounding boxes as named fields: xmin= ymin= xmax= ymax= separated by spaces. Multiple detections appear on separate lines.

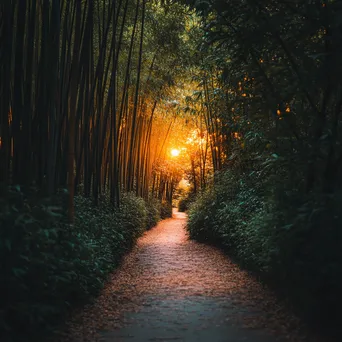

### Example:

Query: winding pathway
xmin=63 ymin=209 xmax=321 ymax=342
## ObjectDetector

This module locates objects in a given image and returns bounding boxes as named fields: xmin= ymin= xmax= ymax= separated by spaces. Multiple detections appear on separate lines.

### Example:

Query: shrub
xmin=160 ymin=200 xmax=172 ymax=219
xmin=187 ymin=170 xmax=242 ymax=244
xmin=145 ymin=197 xmax=161 ymax=229
xmin=187 ymin=187 xmax=217 ymax=242
xmin=0 ymin=186 xmax=83 ymax=340
xmin=0 ymin=186 xmax=150 ymax=341
xmin=177 ymin=198 xmax=187 ymax=212
xmin=187 ymin=168 xmax=342 ymax=327
xmin=268 ymin=192 xmax=342 ymax=322
xmin=117 ymin=192 xmax=148 ymax=246
xmin=177 ymin=191 xmax=196 ymax=212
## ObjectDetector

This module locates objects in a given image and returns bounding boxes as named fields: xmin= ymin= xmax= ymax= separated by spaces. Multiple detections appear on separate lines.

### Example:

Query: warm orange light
xmin=171 ymin=149 xmax=180 ymax=157
xmin=233 ymin=132 xmax=241 ymax=140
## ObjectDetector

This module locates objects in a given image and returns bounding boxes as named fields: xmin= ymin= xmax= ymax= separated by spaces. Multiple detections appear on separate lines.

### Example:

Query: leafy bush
xmin=145 ymin=197 xmax=161 ymax=229
xmin=160 ymin=200 xmax=172 ymax=219
xmin=0 ymin=186 xmax=79 ymax=340
xmin=267 ymin=192 xmax=342 ymax=321
xmin=117 ymin=192 xmax=148 ymax=245
xmin=187 ymin=187 xmax=217 ymax=242
xmin=177 ymin=199 xmax=187 ymax=212
xmin=0 ymin=186 xmax=152 ymax=341
xmin=187 ymin=168 xmax=342 ymax=326
xmin=178 ymin=191 xmax=196 ymax=212
xmin=187 ymin=170 xmax=242 ymax=244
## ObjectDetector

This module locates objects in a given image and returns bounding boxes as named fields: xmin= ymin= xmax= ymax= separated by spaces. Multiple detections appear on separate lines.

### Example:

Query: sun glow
xmin=171 ymin=148 xmax=180 ymax=157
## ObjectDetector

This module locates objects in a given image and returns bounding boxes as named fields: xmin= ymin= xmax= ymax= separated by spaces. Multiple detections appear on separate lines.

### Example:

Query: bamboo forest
xmin=1 ymin=1 xmax=342 ymax=341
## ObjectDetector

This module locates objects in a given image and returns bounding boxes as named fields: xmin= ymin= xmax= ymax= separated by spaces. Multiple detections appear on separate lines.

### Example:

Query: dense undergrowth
xmin=177 ymin=191 xmax=196 ymax=212
xmin=0 ymin=186 xmax=163 ymax=342
xmin=183 ymin=1 xmax=342 ymax=333
xmin=160 ymin=201 xmax=173 ymax=219
xmin=187 ymin=165 xmax=342 ymax=331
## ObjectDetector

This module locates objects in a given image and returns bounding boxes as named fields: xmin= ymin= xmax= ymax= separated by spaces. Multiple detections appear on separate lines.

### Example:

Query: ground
xmin=59 ymin=209 xmax=324 ymax=342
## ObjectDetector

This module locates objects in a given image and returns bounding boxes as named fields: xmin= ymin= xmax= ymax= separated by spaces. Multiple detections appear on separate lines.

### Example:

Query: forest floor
xmin=58 ymin=209 xmax=325 ymax=342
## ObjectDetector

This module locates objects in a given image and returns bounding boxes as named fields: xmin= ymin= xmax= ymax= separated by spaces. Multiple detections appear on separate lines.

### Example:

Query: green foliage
xmin=187 ymin=166 xmax=342 ymax=325
xmin=178 ymin=197 xmax=191 ymax=212
xmin=187 ymin=171 xmax=242 ymax=244
xmin=267 ymin=191 xmax=342 ymax=320
xmin=145 ymin=197 xmax=161 ymax=229
xmin=183 ymin=0 xmax=342 ymax=331
xmin=160 ymin=201 xmax=173 ymax=219
xmin=0 ymin=186 xmax=155 ymax=341
xmin=117 ymin=192 xmax=148 ymax=245
xmin=177 ymin=191 xmax=196 ymax=212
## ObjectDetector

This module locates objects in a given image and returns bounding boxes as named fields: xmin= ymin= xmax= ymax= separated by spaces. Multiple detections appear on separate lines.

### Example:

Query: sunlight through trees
xmin=2 ymin=0 xmax=342 ymax=340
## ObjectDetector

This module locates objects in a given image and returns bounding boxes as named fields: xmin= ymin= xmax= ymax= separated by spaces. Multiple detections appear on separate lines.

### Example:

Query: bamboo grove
xmin=0 ymin=0 xmax=191 ymax=220
xmin=182 ymin=0 xmax=342 ymax=195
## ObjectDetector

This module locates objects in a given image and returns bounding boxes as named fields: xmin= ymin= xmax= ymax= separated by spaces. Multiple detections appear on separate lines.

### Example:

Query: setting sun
xmin=171 ymin=148 xmax=180 ymax=157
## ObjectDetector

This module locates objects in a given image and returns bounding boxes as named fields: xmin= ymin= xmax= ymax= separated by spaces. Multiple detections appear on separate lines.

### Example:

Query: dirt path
xmin=61 ymin=209 xmax=321 ymax=342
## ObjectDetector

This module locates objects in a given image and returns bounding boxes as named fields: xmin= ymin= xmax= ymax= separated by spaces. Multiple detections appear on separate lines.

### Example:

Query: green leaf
xmin=12 ymin=268 xmax=27 ymax=277
xmin=20 ymin=255 xmax=30 ymax=261
xmin=282 ymin=224 xmax=293 ymax=230
xmin=5 ymin=239 xmax=11 ymax=251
